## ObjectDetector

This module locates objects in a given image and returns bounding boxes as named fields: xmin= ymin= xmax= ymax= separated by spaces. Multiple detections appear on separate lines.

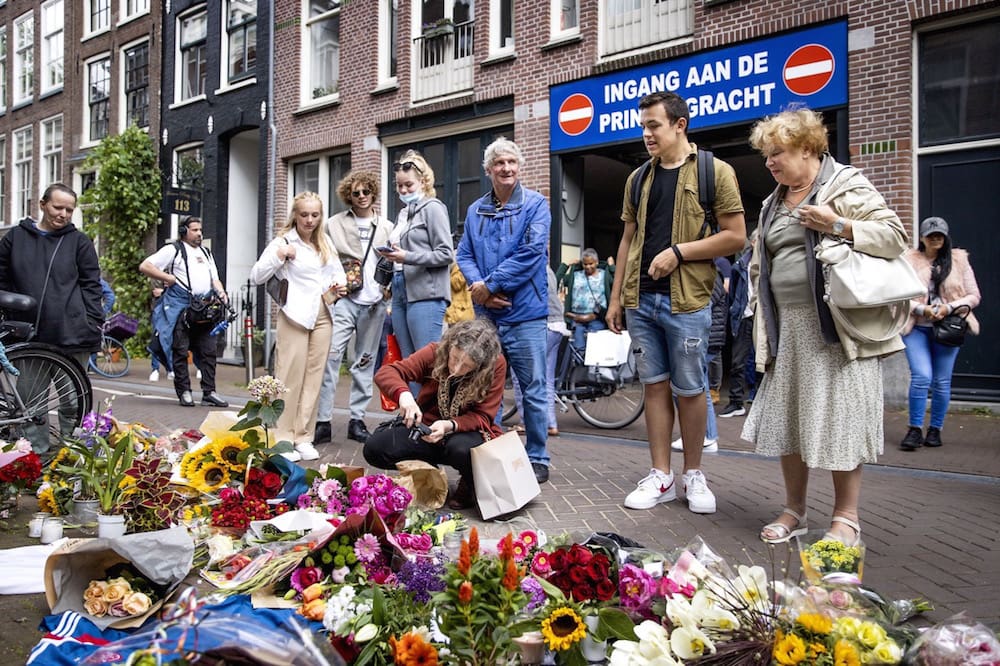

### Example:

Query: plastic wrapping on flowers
xmin=903 ymin=613 xmax=1000 ymax=665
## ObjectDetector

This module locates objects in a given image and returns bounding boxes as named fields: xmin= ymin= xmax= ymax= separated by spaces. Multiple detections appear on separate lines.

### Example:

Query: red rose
xmin=595 ymin=579 xmax=616 ymax=601
xmin=262 ymin=472 xmax=283 ymax=492
xmin=569 ymin=545 xmax=593 ymax=566
xmin=571 ymin=583 xmax=594 ymax=602
xmin=587 ymin=558 xmax=608 ymax=581
xmin=549 ymin=549 xmax=567 ymax=571
xmin=569 ymin=567 xmax=587 ymax=584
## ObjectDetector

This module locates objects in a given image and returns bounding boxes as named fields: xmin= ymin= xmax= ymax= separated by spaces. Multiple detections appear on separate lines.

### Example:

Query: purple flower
xmin=290 ymin=566 xmax=323 ymax=592
xmin=397 ymin=558 xmax=446 ymax=603
xmin=386 ymin=485 xmax=413 ymax=512
xmin=296 ymin=493 xmax=313 ymax=509
xmin=354 ymin=534 xmax=381 ymax=563
xmin=521 ymin=577 xmax=547 ymax=611
xmin=619 ymin=564 xmax=656 ymax=611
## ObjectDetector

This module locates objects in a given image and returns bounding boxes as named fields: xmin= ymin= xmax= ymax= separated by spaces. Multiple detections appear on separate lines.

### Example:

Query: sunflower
xmin=212 ymin=435 xmax=248 ymax=471
xmin=188 ymin=461 xmax=231 ymax=492
xmin=37 ymin=486 xmax=59 ymax=515
xmin=540 ymin=606 xmax=587 ymax=652
xmin=833 ymin=639 xmax=861 ymax=666
xmin=180 ymin=447 xmax=214 ymax=480
xmin=796 ymin=612 xmax=833 ymax=635
xmin=773 ymin=631 xmax=807 ymax=665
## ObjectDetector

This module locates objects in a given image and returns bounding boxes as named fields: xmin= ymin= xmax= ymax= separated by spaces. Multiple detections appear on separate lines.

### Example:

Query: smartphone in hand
xmin=376 ymin=245 xmax=394 ymax=253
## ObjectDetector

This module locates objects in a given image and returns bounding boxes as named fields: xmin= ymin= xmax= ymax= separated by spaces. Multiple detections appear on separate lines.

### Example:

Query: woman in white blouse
xmin=250 ymin=192 xmax=346 ymax=461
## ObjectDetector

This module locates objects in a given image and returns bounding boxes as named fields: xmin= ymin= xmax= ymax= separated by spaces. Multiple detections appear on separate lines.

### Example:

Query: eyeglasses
xmin=352 ymin=189 xmax=371 ymax=197
xmin=393 ymin=161 xmax=424 ymax=175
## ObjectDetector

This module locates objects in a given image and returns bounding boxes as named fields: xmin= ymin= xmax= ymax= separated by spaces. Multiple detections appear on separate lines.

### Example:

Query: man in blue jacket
xmin=457 ymin=137 xmax=552 ymax=483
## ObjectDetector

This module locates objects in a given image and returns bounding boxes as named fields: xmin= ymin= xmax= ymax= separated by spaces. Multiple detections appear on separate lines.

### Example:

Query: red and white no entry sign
xmin=783 ymin=44 xmax=835 ymax=96
xmin=558 ymin=93 xmax=594 ymax=136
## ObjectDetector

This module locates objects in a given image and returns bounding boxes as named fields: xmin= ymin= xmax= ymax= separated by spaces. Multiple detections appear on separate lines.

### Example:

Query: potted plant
xmin=422 ymin=17 xmax=455 ymax=38
xmin=58 ymin=424 xmax=137 ymax=538
xmin=118 ymin=457 xmax=186 ymax=533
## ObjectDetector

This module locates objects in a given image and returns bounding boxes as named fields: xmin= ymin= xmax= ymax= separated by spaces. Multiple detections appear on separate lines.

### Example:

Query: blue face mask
xmin=399 ymin=191 xmax=421 ymax=205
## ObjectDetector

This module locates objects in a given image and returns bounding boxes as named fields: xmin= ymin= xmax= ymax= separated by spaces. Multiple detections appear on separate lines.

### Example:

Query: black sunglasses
xmin=393 ymin=161 xmax=424 ymax=174
xmin=352 ymin=189 xmax=371 ymax=197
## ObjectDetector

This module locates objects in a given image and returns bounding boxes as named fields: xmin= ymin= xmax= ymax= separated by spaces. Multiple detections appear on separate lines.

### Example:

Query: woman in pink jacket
xmin=900 ymin=217 xmax=980 ymax=450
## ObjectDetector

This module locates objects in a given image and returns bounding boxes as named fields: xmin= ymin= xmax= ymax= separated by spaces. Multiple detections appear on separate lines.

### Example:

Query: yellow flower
xmin=834 ymin=617 xmax=863 ymax=642
xmin=189 ymin=461 xmax=230 ymax=492
xmin=856 ymin=621 xmax=887 ymax=649
xmin=212 ymin=435 xmax=248 ymax=471
xmin=38 ymin=486 xmax=59 ymax=514
xmin=834 ymin=639 xmax=861 ymax=666
xmin=773 ymin=632 xmax=807 ymax=665
xmin=871 ymin=639 xmax=902 ymax=664
xmin=540 ymin=607 xmax=586 ymax=652
xmin=796 ymin=612 xmax=833 ymax=635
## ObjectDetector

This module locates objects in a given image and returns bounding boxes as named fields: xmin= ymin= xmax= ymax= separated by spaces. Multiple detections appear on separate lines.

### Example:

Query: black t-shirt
xmin=639 ymin=165 xmax=680 ymax=294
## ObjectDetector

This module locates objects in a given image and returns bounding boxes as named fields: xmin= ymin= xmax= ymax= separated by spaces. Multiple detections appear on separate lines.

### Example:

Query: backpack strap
xmin=629 ymin=159 xmax=654 ymax=213
xmin=630 ymin=149 xmax=718 ymax=241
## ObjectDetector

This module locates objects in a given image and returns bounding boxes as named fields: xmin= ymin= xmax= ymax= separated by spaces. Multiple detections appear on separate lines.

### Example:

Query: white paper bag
xmin=470 ymin=430 xmax=540 ymax=520
xmin=584 ymin=329 xmax=632 ymax=367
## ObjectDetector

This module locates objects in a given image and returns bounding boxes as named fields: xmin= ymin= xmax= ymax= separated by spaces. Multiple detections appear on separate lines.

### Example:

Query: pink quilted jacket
xmin=903 ymin=248 xmax=980 ymax=336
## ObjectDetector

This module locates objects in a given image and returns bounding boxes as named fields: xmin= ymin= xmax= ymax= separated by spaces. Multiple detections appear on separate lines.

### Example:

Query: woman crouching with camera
xmin=363 ymin=319 xmax=506 ymax=510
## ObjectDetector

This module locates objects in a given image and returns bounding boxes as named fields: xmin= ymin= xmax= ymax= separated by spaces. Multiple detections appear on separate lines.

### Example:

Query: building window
xmin=13 ymin=13 xmax=33 ymax=105
xmin=13 ymin=127 xmax=32 ymax=221
xmin=305 ymin=0 xmax=341 ymax=101
xmin=41 ymin=116 xmax=62 ymax=186
xmin=88 ymin=57 xmax=111 ymax=142
xmin=378 ymin=0 xmax=397 ymax=84
xmin=227 ymin=1 xmax=257 ymax=83
xmin=78 ymin=171 xmax=97 ymax=229
xmin=87 ymin=0 xmax=111 ymax=34
xmin=175 ymin=145 xmax=205 ymax=191
xmin=552 ymin=0 xmax=578 ymax=36
xmin=124 ymin=42 xmax=149 ymax=128
xmin=490 ymin=0 xmax=513 ymax=52
xmin=291 ymin=152 xmax=351 ymax=214
xmin=0 ymin=28 xmax=7 ymax=113
xmin=41 ymin=1 xmax=64 ymax=93
xmin=919 ymin=18 xmax=1000 ymax=146
xmin=122 ymin=0 xmax=150 ymax=20
xmin=179 ymin=10 xmax=208 ymax=101
xmin=0 ymin=138 xmax=6 ymax=226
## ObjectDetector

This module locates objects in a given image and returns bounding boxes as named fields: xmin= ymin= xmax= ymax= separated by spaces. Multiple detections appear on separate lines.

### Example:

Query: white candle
xmin=28 ymin=512 xmax=50 ymax=538
xmin=40 ymin=517 xmax=64 ymax=544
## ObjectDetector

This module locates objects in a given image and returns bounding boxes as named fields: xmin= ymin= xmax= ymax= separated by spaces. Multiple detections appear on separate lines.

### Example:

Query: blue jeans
xmin=317 ymin=298 xmax=388 ymax=422
xmin=498 ymin=318 xmax=549 ymax=467
xmin=390 ymin=271 xmax=446 ymax=358
xmin=672 ymin=351 xmax=718 ymax=440
xmin=513 ymin=327 xmax=563 ymax=430
xmin=627 ymin=291 xmax=711 ymax=396
xmin=572 ymin=318 xmax=606 ymax=352
xmin=903 ymin=326 xmax=961 ymax=430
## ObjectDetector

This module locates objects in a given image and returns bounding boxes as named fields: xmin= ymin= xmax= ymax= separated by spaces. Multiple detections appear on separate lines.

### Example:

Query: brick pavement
xmin=96 ymin=362 xmax=1000 ymax=629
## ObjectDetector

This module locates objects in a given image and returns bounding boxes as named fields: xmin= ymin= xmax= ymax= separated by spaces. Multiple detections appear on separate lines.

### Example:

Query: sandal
xmin=823 ymin=516 xmax=861 ymax=547
xmin=760 ymin=508 xmax=808 ymax=544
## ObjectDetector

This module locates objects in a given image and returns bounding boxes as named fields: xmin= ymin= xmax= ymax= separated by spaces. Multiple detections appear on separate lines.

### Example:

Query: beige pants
xmin=274 ymin=302 xmax=332 ymax=444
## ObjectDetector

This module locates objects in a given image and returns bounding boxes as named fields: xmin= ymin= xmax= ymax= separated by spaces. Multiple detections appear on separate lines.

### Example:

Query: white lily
xmin=698 ymin=607 xmax=741 ymax=633
xmin=732 ymin=564 xmax=770 ymax=612
xmin=354 ymin=623 xmax=379 ymax=642
xmin=665 ymin=596 xmax=698 ymax=628
xmin=609 ymin=621 xmax=679 ymax=666
xmin=689 ymin=589 xmax=719 ymax=618
xmin=669 ymin=624 xmax=716 ymax=660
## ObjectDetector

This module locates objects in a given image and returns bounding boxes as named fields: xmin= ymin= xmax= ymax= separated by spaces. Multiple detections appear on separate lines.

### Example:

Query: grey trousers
xmin=316 ymin=297 xmax=388 ymax=422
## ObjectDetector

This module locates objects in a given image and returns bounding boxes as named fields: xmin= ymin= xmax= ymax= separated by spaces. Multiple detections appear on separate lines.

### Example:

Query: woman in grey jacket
xmin=379 ymin=151 xmax=454 ymax=358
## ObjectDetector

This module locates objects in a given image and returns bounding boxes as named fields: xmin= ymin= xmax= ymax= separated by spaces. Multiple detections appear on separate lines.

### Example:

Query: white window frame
xmin=0 ymin=28 xmax=7 ymax=114
xmin=222 ymin=0 xmax=257 ymax=87
xmin=86 ymin=0 xmax=112 ymax=37
xmin=41 ymin=115 xmax=62 ymax=187
xmin=302 ymin=0 xmax=341 ymax=105
xmin=85 ymin=54 xmax=111 ymax=145
xmin=40 ymin=0 xmax=64 ymax=94
xmin=120 ymin=38 xmax=150 ymax=130
xmin=489 ymin=0 xmax=515 ymax=56
xmin=13 ymin=13 xmax=33 ymax=106
xmin=288 ymin=151 xmax=352 ymax=215
xmin=13 ymin=126 xmax=32 ymax=222
xmin=377 ymin=0 xmax=398 ymax=89
xmin=550 ymin=0 xmax=579 ymax=41
xmin=176 ymin=8 xmax=208 ymax=104
xmin=120 ymin=0 xmax=150 ymax=24
xmin=0 ymin=137 xmax=7 ymax=227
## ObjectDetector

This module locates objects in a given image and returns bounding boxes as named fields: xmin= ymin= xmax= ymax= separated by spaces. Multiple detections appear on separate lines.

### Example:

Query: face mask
xmin=399 ymin=191 xmax=421 ymax=205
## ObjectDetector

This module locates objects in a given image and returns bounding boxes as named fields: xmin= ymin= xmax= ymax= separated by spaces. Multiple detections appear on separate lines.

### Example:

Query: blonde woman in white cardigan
xmin=899 ymin=217 xmax=981 ymax=451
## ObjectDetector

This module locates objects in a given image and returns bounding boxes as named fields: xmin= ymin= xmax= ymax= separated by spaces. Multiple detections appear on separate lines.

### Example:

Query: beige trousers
xmin=274 ymin=302 xmax=332 ymax=444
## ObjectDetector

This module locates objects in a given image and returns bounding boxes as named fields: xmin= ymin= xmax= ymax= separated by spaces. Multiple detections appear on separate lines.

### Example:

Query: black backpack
xmin=629 ymin=148 xmax=717 ymax=241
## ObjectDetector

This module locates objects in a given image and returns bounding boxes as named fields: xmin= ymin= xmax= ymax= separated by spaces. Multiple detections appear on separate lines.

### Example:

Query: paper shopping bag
xmin=584 ymin=329 xmax=632 ymax=367
xmin=470 ymin=430 xmax=540 ymax=520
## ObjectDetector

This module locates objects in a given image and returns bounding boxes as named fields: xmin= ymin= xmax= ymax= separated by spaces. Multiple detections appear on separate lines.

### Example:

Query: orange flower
xmin=468 ymin=526 xmax=480 ymax=558
xmin=298 ymin=598 xmax=326 ymax=621
xmin=457 ymin=541 xmax=471 ymax=576
xmin=301 ymin=583 xmax=325 ymax=603
xmin=458 ymin=580 xmax=474 ymax=605
xmin=502 ymin=557 xmax=520 ymax=591
xmin=395 ymin=633 xmax=438 ymax=666
xmin=500 ymin=532 xmax=514 ymax=560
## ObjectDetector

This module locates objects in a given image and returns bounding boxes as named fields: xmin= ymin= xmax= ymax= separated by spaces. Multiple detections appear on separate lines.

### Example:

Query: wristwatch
xmin=831 ymin=218 xmax=846 ymax=235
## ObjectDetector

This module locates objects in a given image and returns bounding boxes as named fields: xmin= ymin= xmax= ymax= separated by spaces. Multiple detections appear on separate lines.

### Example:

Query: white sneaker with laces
xmin=280 ymin=450 xmax=302 ymax=463
xmin=670 ymin=436 xmax=719 ymax=452
xmin=149 ymin=369 xmax=159 ymax=382
xmin=196 ymin=368 xmax=203 ymax=380
xmin=295 ymin=441 xmax=319 ymax=461
xmin=683 ymin=469 xmax=717 ymax=514
xmin=624 ymin=469 xmax=676 ymax=509
xmin=167 ymin=371 xmax=175 ymax=380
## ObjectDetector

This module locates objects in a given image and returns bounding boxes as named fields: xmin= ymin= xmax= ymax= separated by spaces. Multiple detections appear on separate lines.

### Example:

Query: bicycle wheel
xmin=570 ymin=349 xmax=645 ymax=429
xmin=501 ymin=365 xmax=519 ymax=424
xmin=0 ymin=343 xmax=93 ymax=450
xmin=89 ymin=335 xmax=130 ymax=378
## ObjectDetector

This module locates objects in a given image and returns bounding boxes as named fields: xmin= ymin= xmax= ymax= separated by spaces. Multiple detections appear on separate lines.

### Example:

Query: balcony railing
xmin=603 ymin=0 xmax=694 ymax=57
xmin=412 ymin=20 xmax=475 ymax=103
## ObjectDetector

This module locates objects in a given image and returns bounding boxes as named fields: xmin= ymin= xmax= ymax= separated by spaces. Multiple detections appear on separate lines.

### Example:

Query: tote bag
xmin=470 ymin=430 xmax=540 ymax=520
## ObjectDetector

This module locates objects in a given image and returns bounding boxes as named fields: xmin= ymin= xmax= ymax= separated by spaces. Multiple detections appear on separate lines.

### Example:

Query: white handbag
xmin=815 ymin=237 xmax=924 ymax=343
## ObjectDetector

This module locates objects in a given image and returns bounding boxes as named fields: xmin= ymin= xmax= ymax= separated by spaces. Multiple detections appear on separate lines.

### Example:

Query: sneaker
xmin=201 ymin=392 xmax=229 ymax=408
xmin=624 ymin=469 xmax=676 ymax=509
xmin=347 ymin=419 xmax=371 ymax=443
xmin=900 ymin=426 xmax=923 ymax=451
xmin=149 ymin=369 xmax=160 ymax=382
xmin=167 ymin=371 xmax=175 ymax=380
xmin=314 ymin=421 xmax=332 ymax=445
xmin=923 ymin=426 xmax=943 ymax=448
xmin=295 ymin=441 xmax=320 ymax=461
xmin=682 ymin=469 xmax=717 ymax=514
xmin=178 ymin=391 xmax=195 ymax=407
xmin=670 ymin=436 xmax=719 ymax=452
xmin=280 ymin=449 xmax=302 ymax=462
xmin=718 ymin=402 xmax=746 ymax=418
xmin=196 ymin=368 xmax=203 ymax=380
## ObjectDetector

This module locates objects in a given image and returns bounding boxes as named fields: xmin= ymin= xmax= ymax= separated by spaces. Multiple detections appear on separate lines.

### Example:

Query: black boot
xmin=923 ymin=426 xmax=943 ymax=447
xmin=314 ymin=421 xmax=332 ymax=445
xmin=348 ymin=419 xmax=371 ymax=443
xmin=900 ymin=426 xmax=923 ymax=451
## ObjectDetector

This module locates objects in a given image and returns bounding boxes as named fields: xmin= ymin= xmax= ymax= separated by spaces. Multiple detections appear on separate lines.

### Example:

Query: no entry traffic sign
xmin=558 ymin=93 xmax=594 ymax=136
xmin=783 ymin=44 xmax=835 ymax=95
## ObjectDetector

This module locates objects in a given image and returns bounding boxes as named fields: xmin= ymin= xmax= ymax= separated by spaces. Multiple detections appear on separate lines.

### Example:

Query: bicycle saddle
xmin=0 ymin=290 xmax=36 ymax=312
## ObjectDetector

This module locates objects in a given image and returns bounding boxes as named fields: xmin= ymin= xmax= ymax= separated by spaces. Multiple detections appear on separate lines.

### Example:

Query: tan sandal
xmin=824 ymin=516 xmax=861 ymax=547
xmin=760 ymin=508 xmax=808 ymax=544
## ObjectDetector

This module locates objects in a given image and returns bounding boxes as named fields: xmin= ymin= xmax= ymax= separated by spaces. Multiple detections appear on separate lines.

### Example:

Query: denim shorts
xmin=627 ymin=291 xmax=710 ymax=396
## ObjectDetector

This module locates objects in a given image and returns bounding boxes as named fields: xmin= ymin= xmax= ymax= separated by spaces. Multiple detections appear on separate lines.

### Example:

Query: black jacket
xmin=0 ymin=218 xmax=103 ymax=352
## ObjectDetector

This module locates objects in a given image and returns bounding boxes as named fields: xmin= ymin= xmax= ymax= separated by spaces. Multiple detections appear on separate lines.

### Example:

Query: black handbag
xmin=265 ymin=238 xmax=290 ymax=305
xmin=374 ymin=257 xmax=394 ymax=287
xmin=932 ymin=304 xmax=971 ymax=347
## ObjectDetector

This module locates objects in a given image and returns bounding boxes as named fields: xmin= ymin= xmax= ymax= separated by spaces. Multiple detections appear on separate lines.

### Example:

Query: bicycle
xmin=89 ymin=312 xmax=137 ymax=378
xmin=503 ymin=332 xmax=644 ymax=429
xmin=0 ymin=290 xmax=93 ymax=452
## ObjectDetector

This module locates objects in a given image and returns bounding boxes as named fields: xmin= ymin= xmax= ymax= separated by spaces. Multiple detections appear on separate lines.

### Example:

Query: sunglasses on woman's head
xmin=352 ymin=189 xmax=371 ymax=197
xmin=393 ymin=161 xmax=424 ymax=174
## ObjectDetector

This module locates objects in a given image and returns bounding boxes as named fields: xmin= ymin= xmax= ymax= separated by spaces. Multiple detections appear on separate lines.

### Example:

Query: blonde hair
xmin=749 ymin=107 xmax=829 ymax=157
xmin=396 ymin=150 xmax=436 ymax=198
xmin=430 ymin=319 xmax=502 ymax=404
xmin=280 ymin=191 xmax=335 ymax=264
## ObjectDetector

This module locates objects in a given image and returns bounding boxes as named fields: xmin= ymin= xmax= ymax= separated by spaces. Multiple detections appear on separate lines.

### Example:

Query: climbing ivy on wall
xmin=79 ymin=125 xmax=162 ymax=355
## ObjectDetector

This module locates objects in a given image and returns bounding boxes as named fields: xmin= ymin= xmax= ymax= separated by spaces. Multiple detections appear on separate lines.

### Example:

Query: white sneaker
xmin=671 ymin=436 xmax=719 ymax=452
xmin=149 ymin=369 xmax=159 ymax=382
xmin=280 ymin=450 xmax=302 ymax=463
xmin=196 ymin=368 xmax=203 ymax=380
xmin=624 ymin=469 xmax=676 ymax=509
xmin=683 ymin=469 xmax=717 ymax=514
xmin=167 ymin=371 xmax=175 ymax=380
xmin=295 ymin=441 xmax=319 ymax=461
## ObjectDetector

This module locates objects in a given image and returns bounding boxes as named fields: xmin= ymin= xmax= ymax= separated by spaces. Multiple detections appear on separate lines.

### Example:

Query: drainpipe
xmin=262 ymin=0 xmax=278 ymax=376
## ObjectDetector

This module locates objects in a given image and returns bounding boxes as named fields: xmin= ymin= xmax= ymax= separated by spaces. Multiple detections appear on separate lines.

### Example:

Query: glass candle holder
xmin=28 ymin=512 xmax=51 ymax=538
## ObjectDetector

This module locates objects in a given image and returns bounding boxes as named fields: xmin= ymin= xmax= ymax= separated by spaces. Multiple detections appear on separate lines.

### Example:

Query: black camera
xmin=408 ymin=423 xmax=432 ymax=443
